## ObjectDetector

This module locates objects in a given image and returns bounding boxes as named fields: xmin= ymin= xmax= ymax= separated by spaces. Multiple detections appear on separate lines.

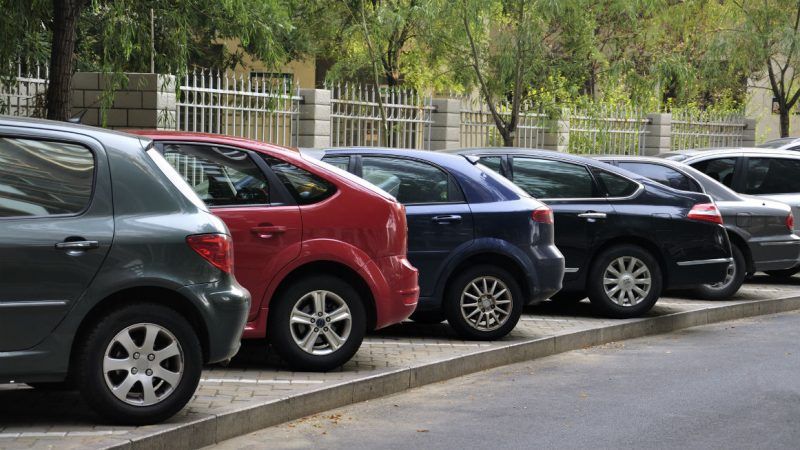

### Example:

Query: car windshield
xmin=680 ymin=164 xmax=740 ymax=202
xmin=301 ymin=152 xmax=397 ymax=201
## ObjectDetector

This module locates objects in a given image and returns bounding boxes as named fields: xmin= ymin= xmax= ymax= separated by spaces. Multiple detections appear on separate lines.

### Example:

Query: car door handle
xmin=432 ymin=215 xmax=462 ymax=224
xmin=578 ymin=212 xmax=607 ymax=219
xmin=251 ymin=225 xmax=287 ymax=239
xmin=55 ymin=240 xmax=99 ymax=250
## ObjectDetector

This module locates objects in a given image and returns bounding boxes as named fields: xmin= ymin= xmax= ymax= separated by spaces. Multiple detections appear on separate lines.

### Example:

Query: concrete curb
xmin=118 ymin=295 xmax=800 ymax=449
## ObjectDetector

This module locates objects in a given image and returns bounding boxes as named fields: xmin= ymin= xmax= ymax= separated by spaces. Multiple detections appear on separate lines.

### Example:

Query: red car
xmin=133 ymin=132 xmax=419 ymax=371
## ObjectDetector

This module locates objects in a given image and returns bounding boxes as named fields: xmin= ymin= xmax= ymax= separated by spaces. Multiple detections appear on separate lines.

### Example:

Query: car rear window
xmin=147 ymin=148 xmax=209 ymax=211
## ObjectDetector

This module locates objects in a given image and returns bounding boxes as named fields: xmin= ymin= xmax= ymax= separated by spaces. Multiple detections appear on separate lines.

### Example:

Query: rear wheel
xmin=409 ymin=310 xmax=446 ymax=324
xmin=75 ymin=303 xmax=202 ymax=425
xmin=765 ymin=267 xmax=800 ymax=279
xmin=692 ymin=245 xmax=746 ymax=300
xmin=443 ymin=265 xmax=523 ymax=340
xmin=587 ymin=245 xmax=662 ymax=318
xmin=268 ymin=275 xmax=366 ymax=372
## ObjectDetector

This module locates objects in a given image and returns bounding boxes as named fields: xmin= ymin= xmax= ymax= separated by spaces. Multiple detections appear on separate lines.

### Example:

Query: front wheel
xmin=75 ymin=303 xmax=202 ymax=425
xmin=587 ymin=245 xmax=662 ymax=318
xmin=268 ymin=275 xmax=366 ymax=372
xmin=692 ymin=245 xmax=746 ymax=300
xmin=443 ymin=265 xmax=523 ymax=340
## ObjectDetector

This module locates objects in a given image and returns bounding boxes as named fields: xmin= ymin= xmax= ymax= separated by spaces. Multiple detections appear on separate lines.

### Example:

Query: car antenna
xmin=67 ymin=109 xmax=87 ymax=124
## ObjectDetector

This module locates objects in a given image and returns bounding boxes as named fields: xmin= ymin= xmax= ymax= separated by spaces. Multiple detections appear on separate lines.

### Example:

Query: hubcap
xmin=290 ymin=290 xmax=352 ymax=355
xmin=460 ymin=276 xmax=513 ymax=332
xmin=603 ymin=256 xmax=652 ymax=307
xmin=707 ymin=260 xmax=736 ymax=290
xmin=103 ymin=323 xmax=183 ymax=407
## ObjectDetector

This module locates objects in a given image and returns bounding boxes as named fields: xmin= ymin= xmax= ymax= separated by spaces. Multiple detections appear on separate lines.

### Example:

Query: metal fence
xmin=567 ymin=105 xmax=649 ymax=155
xmin=328 ymin=83 xmax=434 ymax=149
xmin=460 ymin=96 xmax=547 ymax=148
xmin=0 ymin=63 xmax=48 ymax=117
xmin=670 ymin=109 xmax=746 ymax=150
xmin=177 ymin=70 xmax=301 ymax=147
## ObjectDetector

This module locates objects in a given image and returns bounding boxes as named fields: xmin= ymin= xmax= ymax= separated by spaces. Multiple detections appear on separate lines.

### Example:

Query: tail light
xmin=186 ymin=233 xmax=234 ymax=273
xmin=787 ymin=212 xmax=795 ymax=231
xmin=687 ymin=203 xmax=723 ymax=225
xmin=532 ymin=206 xmax=554 ymax=224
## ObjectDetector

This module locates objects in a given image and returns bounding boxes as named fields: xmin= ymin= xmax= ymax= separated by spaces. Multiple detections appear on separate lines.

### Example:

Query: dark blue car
xmin=304 ymin=148 xmax=564 ymax=340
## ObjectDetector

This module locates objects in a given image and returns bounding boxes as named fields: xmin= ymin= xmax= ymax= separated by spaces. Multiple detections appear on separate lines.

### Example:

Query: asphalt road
xmin=210 ymin=310 xmax=800 ymax=450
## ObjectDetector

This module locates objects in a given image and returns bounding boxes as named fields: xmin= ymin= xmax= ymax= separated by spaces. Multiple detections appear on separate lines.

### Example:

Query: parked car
xmin=304 ymin=147 xmax=564 ymax=340
xmin=0 ymin=117 xmax=250 ymax=425
xmin=456 ymin=148 xmax=732 ymax=317
xmin=660 ymin=148 xmax=800 ymax=278
xmin=757 ymin=137 xmax=800 ymax=151
xmin=599 ymin=156 xmax=800 ymax=298
xmin=132 ymin=132 xmax=418 ymax=370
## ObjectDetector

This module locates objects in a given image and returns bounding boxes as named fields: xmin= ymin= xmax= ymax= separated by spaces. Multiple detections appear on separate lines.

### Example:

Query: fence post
xmin=430 ymin=98 xmax=461 ymax=150
xmin=742 ymin=118 xmax=756 ymax=147
xmin=297 ymin=88 xmax=331 ymax=148
xmin=644 ymin=113 xmax=671 ymax=155
xmin=542 ymin=111 xmax=569 ymax=152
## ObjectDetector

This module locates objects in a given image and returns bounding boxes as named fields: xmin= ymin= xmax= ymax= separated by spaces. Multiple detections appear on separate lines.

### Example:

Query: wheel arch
xmin=440 ymin=251 xmax=531 ymax=303
xmin=724 ymin=228 xmax=754 ymax=273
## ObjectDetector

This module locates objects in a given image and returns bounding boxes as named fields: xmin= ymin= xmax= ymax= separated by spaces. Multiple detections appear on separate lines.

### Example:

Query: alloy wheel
xmin=603 ymin=256 xmax=652 ymax=307
xmin=103 ymin=323 xmax=184 ymax=407
xmin=290 ymin=290 xmax=352 ymax=355
xmin=460 ymin=276 xmax=514 ymax=332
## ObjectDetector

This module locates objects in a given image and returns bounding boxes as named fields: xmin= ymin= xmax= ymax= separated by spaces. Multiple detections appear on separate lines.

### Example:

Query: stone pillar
xmin=742 ymin=118 xmax=757 ymax=147
xmin=430 ymin=98 xmax=461 ymax=150
xmin=542 ymin=113 xmax=569 ymax=151
xmin=70 ymin=73 xmax=176 ymax=129
xmin=297 ymin=88 xmax=331 ymax=148
xmin=643 ymin=113 xmax=671 ymax=156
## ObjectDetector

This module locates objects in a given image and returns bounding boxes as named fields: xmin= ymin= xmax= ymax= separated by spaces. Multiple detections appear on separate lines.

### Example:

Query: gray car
xmin=660 ymin=148 xmax=800 ymax=278
xmin=757 ymin=137 xmax=800 ymax=151
xmin=0 ymin=117 xmax=250 ymax=424
xmin=602 ymin=156 xmax=800 ymax=296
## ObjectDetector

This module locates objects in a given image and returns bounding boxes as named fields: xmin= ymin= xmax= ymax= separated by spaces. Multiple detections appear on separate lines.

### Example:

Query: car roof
xmin=0 ymin=115 xmax=149 ymax=148
xmin=675 ymin=147 xmax=800 ymax=159
xmin=319 ymin=146 xmax=474 ymax=167
xmin=758 ymin=137 xmax=800 ymax=148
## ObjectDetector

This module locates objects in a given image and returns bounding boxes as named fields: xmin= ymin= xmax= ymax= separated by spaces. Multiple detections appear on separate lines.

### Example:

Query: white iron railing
xmin=0 ymin=63 xmax=48 ymax=118
xmin=670 ymin=110 xmax=745 ymax=150
xmin=327 ymin=83 xmax=434 ymax=149
xmin=177 ymin=70 xmax=301 ymax=147
xmin=567 ymin=105 xmax=649 ymax=155
xmin=459 ymin=96 xmax=547 ymax=148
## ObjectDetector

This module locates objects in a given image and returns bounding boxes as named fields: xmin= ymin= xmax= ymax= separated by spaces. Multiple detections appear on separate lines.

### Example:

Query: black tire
xmin=268 ymin=275 xmax=366 ymax=372
xmin=692 ymin=245 xmax=746 ymax=300
xmin=75 ymin=303 xmax=202 ymax=425
xmin=549 ymin=291 xmax=587 ymax=305
xmin=765 ymin=266 xmax=800 ymax=279
xmin=409 ymin=309 xmax=446 ymax=324
xmin=587 ymin=245 xmax=663 ymax=318
xmin=443 ymin=265 xmax=523 ymax=340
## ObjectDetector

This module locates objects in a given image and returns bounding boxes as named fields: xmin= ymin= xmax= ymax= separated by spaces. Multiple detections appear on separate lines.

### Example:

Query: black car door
xmin=357 ymin=155 xmax=474 ymax=297
xmin=509 ymin=156 xmax=614 ymax=281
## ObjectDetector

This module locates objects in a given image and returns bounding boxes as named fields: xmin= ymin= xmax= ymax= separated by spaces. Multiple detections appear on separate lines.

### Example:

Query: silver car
xmin=758 ymin=137 xmax=800 ymax=151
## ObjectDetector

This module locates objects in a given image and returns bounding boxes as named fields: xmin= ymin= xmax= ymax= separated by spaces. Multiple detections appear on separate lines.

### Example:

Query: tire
xmin=409 ymin=309 xmax=446 ymax=324
xmin=587 ymin=245 xmax=663 ymax=318
xmin=443 ymin=265 xmax=523 ymax=340
xmin=549 ymin=291 xmax=587 ymax=305
xmin=268 ymin=275 xmax=366 ymax=372
xmin=75 ymin=303 xmax=202 ymax=425
xmin=765 ymin=266 xmax=800 ymax=279
xmin=692 ymin=245 xmax=746 ymax=300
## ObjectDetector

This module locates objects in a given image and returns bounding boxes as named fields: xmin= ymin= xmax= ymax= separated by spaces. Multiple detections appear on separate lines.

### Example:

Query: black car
xmin=600 ymin=156 xmax=800 ymax=298
xmin=0 ymin=117 xmax=250 ymax=424
xmin=457 ymin=148 xmax=732 ymax=317
xmin=305 ymin=148 xmax=565 ymax=340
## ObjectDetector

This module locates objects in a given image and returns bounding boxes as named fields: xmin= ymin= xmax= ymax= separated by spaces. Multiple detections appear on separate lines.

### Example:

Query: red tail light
xmin=787 ymin=212 xmax=795 ymax=231
xmin=186 ymin=233 xmax=234 ymax=273
xmin=532 ymin=206 xmax=554 ymax=224
xmin=687 ymin=203 xmax=723 ymax=225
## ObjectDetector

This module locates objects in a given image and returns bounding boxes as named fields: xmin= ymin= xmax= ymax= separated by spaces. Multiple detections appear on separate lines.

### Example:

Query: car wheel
xmin=549 ymin=291 xmax=587 ymax=305
xmin=692 ymin=245 xmax=746 ymax=300
xmin=268 ymin=275 xmax=366 ymax=372
xmin=765 ymin=266 xmax=800 ymax=279
xmin=587 ymin=245 xmax=662 ymax=318
xmin=75 ymin=303 xmax=202 ymax=425
xmin=443 ymin=265 xmax=523 ymax=340
xmin=409 ymin=310 xmax=446 ymax=324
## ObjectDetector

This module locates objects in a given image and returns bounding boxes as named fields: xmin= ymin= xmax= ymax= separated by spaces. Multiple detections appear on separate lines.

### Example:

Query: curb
xmin=118 ymin=295 xmax=800 ymax=449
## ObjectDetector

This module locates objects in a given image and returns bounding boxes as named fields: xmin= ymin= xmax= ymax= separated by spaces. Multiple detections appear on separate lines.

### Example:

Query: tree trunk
xmin=502 ymin=128 xmax=514 ymax=147
xmin=46 ymin=0 xmax=85 ymax=121
xmin=779 ymin=105 xmax=790 ymax=138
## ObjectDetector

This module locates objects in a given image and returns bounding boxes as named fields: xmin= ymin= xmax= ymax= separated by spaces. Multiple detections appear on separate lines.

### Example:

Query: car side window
xmin=163 ymin=144 xmax=269 ymax=206
xmin=262 ymin=155 xmax=336 ymax=205
xmin=511 ymin=157 xmax=598 ymax=199
xmin=594 ymin=170 xmax=639 ymax=197
xmin=360 ymin=156 xmax=456 ymax=204
xmin=617 ymin=162 xmax=698 ymax=192
xmin=0 ymin=137 xmax=94 ymax=218
xmin=321 ymin=155 xmax=349 ymax=171
xmin=690 ymin=158 xmax=737 ymax=188
xmin=744 ymin=157 xmax=800 ymax=195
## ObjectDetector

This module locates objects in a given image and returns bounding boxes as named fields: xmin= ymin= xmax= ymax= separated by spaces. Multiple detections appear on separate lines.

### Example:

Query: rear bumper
xmin=365 ymin=255 xmax=419 ymax=329
xmin=670 ymin=257 xmax=732 ymax=288
xmin=751 ymin=236 xmax=800 ymax=272
xmin=527 ymin=244 xmax=565 ymax=304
